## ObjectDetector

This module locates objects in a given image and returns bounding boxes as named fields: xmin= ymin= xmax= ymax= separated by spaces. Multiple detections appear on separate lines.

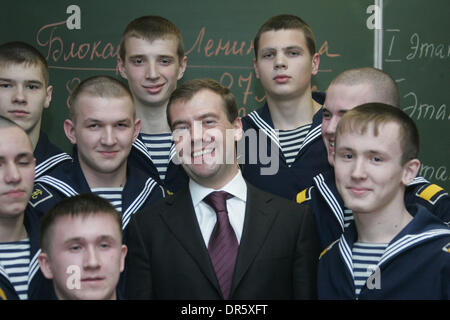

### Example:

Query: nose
xmin=84 ymin=245 xmax=101 ymax=270
xmin=274 ymin=54 xmax=287 ymax=70
xmin=12 ymin=85 xmax=26 ymax=104
xmin=145 ymin=61 xmax=159 ymax=80
xmin=325 ymin=116 xmax=340 ymax=137
xmin=351 ymin=158 xmax=367 ymax=180
xmin=100 ymin=127 xmax=117 ymax=146
xmin=4 ymin=163 xmax=21 ymax=184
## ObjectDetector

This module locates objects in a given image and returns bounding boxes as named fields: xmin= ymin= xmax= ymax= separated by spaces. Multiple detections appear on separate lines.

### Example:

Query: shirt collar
xmin=189 ymin=170 xmax=247 ymax=207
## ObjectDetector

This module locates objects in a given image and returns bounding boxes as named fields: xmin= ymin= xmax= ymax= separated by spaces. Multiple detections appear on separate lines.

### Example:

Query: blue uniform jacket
xmin=297 ymin=168 xmax=450 ymax=250
xmin=0 ymin=207 xmax=54 ymax=300
xmin=318 ymin=205 xmax=450 ymax=299
xmin=239 ymin=92 xmax=331 ymax=200
xmin=34 ymin=131 xmax=72 ymax=179
xmin=29 ymin=146 xmax=165 ymax=232
xmin=128 ymin=133 xmax=188 ymax=195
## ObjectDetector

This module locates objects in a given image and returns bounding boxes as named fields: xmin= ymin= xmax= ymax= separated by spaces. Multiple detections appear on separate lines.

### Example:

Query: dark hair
xmin=119 ymin=15 xmax=184 ymax=63
xmin=166 ymin=78 xmax=238 ymax=128
xmin=40 ymin=193 xmax=123 ymax=253
xmin=253 ymin=14 xmax=316 ymax=59
xmin=68 ymin=75 xmax=134 ymax=121
xmin=0 ymin=41 xmax=49 ymax=85
xmin=336 ymin=103 xmax=419 ymax=164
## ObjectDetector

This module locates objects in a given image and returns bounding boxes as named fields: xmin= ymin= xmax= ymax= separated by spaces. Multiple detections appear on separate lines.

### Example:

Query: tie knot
xmin=204 ymin=191 xmax=233 ymax=214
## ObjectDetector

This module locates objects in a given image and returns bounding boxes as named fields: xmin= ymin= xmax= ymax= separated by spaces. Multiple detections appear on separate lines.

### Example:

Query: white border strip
xmin=374 ymin=0 xmax=383 ymax=69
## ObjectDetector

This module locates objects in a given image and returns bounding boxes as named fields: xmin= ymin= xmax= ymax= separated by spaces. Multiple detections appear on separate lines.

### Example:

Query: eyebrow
xmin=0 ymin=152 xmax=34 ymax=161
xmin=83 ymin=118 xmax=131 ymax=124
xmin=172 ymin=112 xmax=219 ymax=128
xmin=0 ymin=78 xmax=43 ymax=85
xmin=63 ymin=235 xmax=117 ymax=245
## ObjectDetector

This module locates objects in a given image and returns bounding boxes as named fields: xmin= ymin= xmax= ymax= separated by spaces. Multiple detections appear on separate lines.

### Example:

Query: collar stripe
xmin=28 ymin=250 xmax=41 ymax=285
xmin=314 ymin=174 xmax=345 ymax=229
xmin=247 ymin=111 xmax=280 ymax=148
xmin=34 ymin=176 xmax=79 ymax=198
xmin=35 ymin=153 xmax=71 ymax=178
xmin=338 ymin=236 xmax=354 ymax=278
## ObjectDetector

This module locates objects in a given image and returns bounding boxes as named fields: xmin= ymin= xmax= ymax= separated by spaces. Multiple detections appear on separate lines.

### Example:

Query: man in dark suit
xmin=125 ymin=79 xmax=320 ymax=299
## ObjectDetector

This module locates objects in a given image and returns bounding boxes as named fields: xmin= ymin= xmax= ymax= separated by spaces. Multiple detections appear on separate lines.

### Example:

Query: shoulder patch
xmin=416 ymin=184 xmax=448 ymax=205
xmin=28 ymin=183 xmax=53 ymax=207
xmin=443 ymin=242 xmax=450 ymax=254
xmin=296 ymin=187 xmax=312 ymax=204
xmin=0 ymin=288 xmax=6 ymax=300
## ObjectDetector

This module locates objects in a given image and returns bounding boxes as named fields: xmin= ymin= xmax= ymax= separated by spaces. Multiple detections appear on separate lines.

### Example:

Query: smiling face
xmin=334 ymin=121 xmax=418 ymax=216
xmin=118 ymin=36 xmax=186 ymax=109
xmin=253 ymin=29 xmax=319 ymax=102
xmin=38 ymin=213 xmax=127 ymax=300
xmin=0 ymin=63 xmax=52 ymax=141
xmin=0 ymin=126 xmax=35 ymax=219
xmin=169 ymin=89 xmax=242 ymax=189
xmin=64 ymin=95 xmax=140 ymax=182
xmin=322 ymin=83 xmax=379 ymax=165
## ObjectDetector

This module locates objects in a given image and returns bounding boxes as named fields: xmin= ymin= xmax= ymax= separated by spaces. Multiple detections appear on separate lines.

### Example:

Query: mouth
xmin=3 ymin=189 xmax=26 ymax=198
xmin=8 ymin=110 xmax=29 ymax=118
xmin=143 ymin=83 xmax=164 ymax=94
xmin=98 ymin=150 xmax=119 ymax=158
xmin=347 ymin=187 xmax=371 ymax=197
xmin=273 ymin=75 xmax=291 ymax=84
xmin=81 ymin=276 xmax=105 ymax=284
xmin=192 ymin=148 xmax=213 ymax=158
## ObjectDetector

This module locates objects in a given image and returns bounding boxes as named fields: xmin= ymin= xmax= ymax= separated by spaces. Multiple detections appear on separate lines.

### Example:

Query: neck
xmin=80 ymin=161 xmax=128 ymax=189
xmin=29 ymin=123 xmax=41 ymax=151
xmin=0 ymin=214 xmax=27 ymax=242
xmin=266 ymin=90 xmax=320 ymax=130
xmin=354 ymin=204 xmax=413 ymax=243
xmin=193 ymin=164 xmax=239 ymax=190
xmin=135 ymin=102 xmax=171 ymax=134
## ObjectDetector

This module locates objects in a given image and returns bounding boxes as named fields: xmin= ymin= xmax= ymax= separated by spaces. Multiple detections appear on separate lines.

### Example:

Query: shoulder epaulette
xmin=296 ymin=186 xmax=313 ymax=204
xmin=416 ymin=184 xmax=448 ymax=205
xmin=28 ymin=183 xmax=53 ymax=207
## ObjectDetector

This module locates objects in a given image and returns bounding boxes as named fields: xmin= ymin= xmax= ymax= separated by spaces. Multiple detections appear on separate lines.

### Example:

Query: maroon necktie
xmin=204 ymin=191 xmax=238 ymax=300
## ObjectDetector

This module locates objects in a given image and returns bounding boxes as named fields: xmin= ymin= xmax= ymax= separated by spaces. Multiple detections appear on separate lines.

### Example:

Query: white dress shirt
xmin=189 ymin=170 xmax=247 ymax=247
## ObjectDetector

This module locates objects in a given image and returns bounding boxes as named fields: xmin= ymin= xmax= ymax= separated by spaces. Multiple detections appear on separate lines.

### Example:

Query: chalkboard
xmin=1 ymin=0 xmax=448 ymax=190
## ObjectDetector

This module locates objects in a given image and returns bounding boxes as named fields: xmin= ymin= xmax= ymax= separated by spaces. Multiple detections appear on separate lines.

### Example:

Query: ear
xmin=117 ymin=56 xmax=128 ymax=80
xmin=119 ymin=245 xmax=128 ymax=273
xmin=64 ymin=119 xmax=77 ymax=145
xmin=132 ymin=118 xmax=141 ymax=143
xmin=177 ymin=56 xmax=188 ymax=80
xmin=232 ymin=117 xmax=243 ymax=142
xmin=253 ymin=58 xmax=260 ymax=79
xmin=38 ymin=252 xmax=54 ymax=280
xmin=311 ymin=53 xmax=320 ymax=76
xmin=402 ymin=158 xmax=421 ymax=186
xmin=44 ymin=85 xmax=53 ymax=109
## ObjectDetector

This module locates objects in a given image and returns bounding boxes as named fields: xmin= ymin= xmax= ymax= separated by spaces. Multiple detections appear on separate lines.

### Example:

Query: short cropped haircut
xmin=254 ymin=14 xmax=316 ymax=59
xmin=0 ymin=41 xmax=49 ymax=85
xmin=330 ymin=67 xmax=400 ymax=107
xmin=119 ymin=15 xmax=185 ymax=63
xmin=39 ymin=193 xmax=123 ymax=253
xmin=335 ymin=103 xmax=419 ymax=165
xmin=166 ymin=78 xmax=238 ymax=128
xmin=68 ymin=75 xmax=134 ymax=122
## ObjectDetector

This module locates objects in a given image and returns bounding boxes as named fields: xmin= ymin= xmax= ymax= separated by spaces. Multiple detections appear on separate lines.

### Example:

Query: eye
xmin=0 ymin=83 xmax=12 ymax=88
xmin=131 ymin=57 xmax=144 ymax=65
xmin=99 ymin=242 xmax=111 ymax=249
xmin=159 ymin=57 xmax=173 ymax=65
xmin=322 ymin=110 xmax=331 ymax=119
xmin=287 ymin=50 xmax=300 ymax=57
xmin=69 ymin=244 xmax=82 ymax=252
xmin=26 ymin=84 xmax=40 ymax=90
xmin=372 ymin=156 xmax=382 ymax=163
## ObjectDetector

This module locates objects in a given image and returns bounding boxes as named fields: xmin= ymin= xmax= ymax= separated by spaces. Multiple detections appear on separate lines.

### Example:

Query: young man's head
xmin=333 ymin=103 xmax=420 ymax=215
xmin=0 ymin=42 xmax=53 ymax=147
xmin=64 ymin=76 xmax=140 ymax=183
xmin=167 ymin=79 xmax=243 ymax=189
xmin=253 ymin=14 xmax=319 ymax=102
xmin=0 ymin=115 xmax=35 ymax=220
xmin=38 ymin=193 xmax=127 ymax=300
xmin=118 ymin=16 xmax=187 ymax=109
xmin=322 ymin=67 xmax=400 ymax=165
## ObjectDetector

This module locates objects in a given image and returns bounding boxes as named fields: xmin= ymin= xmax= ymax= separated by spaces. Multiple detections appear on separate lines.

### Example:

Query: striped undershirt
xmin=352 ymin=242 xmax=388 ymax=296
xmin=0 ymin=239 xmax=30 ymax=300
xmin=344 ymin=208 xmax=354 ymax=228
xmin=91 ymin=187 xmax=124 ymax=213
xmin=141 ymin=133 xmax=172 ymax=182
xmin=278 ymin=124 xmax=311 ymax=166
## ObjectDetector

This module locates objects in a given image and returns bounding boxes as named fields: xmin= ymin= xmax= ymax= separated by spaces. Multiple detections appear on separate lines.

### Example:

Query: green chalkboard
xmin=1 ymin=0 xmax=448 ymax=191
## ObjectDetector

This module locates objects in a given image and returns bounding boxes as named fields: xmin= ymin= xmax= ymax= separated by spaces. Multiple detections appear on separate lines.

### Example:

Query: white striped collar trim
xmin=28 ymin=250 xmax=41 ymax=285
xmin=121 ymin=178 xmax=159 ymax=230
xmin=35 ymin=153 xmax=71 ymax=178
xmin=408 ymin=176 xmax=430 ymax=186
xmin=313 ymin=173 xmax=345 ymax=230
xmin=34 ymin=176 xmax=79 ymax=198
xmin=247 ymin=111 xmax=280 ymax=149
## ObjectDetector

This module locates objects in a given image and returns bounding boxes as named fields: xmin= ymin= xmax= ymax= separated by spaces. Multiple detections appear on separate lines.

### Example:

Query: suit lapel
xmin=158 ymin=188 xmax=221 ymax=296
xmin=230 ymin=184 xmax=279 ymax=296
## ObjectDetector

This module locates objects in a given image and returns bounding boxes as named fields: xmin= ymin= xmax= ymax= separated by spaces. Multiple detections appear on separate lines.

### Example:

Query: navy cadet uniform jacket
xmin=0 ymin=207 xmax=54 ymax=300
xmin=297 ymin=168 xmax=450 ymax=250
xmin=239 ymin=92 xmax=330 ymax=200
xmin=318 ymin=205 xmax=450 ymax=299
xmin=34 ymin=131 xmax=72 ymax=179
xmin=29 ymin=146 xmax=165 ymax=234
xmin=128 ymin=133 xmax=188 ymax=195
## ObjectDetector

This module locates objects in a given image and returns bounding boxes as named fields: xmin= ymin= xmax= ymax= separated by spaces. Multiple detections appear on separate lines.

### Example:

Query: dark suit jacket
xmin=124 ymin=183 xmax=320 ymax=299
